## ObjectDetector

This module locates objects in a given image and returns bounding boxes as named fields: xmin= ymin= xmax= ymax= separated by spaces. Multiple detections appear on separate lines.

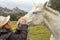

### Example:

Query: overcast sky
xmin=0 ymin=0 xmax=49 ymax=11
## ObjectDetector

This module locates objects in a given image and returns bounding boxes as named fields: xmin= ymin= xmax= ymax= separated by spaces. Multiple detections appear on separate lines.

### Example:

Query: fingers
xmin=19 ymin=17 xmax=26 ymax=24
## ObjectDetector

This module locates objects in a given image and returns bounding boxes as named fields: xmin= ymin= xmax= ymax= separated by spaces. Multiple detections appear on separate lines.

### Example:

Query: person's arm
xmin=9 ymin=24 xmax=28 ymax=40
xmin=15 ymin=23 xmax=28 ymax=33
xmin=9 ymin=17 xmax=28 ymax=40
xmin=15 ymin=23 xmax=28 ymax=40
xmin=15 ymin=17 xmax=28 ymax=33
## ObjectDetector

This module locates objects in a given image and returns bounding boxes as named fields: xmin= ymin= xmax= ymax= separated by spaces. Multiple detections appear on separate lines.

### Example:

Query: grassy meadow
xmin=11 ymin=21 xmax=51 ymax=40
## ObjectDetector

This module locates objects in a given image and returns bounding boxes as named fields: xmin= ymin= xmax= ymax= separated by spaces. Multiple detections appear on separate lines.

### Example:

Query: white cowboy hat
xmin=0 ymin=15 xmax=10 ymax=27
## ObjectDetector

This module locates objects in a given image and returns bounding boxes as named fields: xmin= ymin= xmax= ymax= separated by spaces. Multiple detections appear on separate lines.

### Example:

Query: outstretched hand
xmin=18 ymin=17 xmax=26 ymax=24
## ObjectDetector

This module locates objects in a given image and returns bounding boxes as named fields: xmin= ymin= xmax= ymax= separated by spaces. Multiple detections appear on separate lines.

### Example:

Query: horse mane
xmin=44 ymin=6 xmax=60 ymax=15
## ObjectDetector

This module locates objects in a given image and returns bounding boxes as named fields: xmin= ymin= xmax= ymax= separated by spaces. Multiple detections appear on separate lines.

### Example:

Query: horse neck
xmin=43 ymin=9 xmax=60 ymax=37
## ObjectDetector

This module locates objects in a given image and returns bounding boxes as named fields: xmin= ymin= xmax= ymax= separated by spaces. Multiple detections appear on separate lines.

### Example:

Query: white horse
xmin=23 ymin=2 xmax=60 ymax=40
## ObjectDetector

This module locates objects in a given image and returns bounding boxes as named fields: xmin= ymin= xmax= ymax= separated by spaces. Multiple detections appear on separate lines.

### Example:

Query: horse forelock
xmin=32 ymin=3 xmax=44 ymax=9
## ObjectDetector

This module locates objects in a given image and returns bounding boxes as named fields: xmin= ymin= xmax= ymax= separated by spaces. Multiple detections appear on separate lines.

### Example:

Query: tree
xmin=49 ymin=0 xmax=60 ymax=12
xmin=9 ymin=12 xmax=27 ymax=21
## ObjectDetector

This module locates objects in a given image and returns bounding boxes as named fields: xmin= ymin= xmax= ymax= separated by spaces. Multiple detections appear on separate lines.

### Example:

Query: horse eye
xmin=33 ymin=12 xmax=37 ymax=14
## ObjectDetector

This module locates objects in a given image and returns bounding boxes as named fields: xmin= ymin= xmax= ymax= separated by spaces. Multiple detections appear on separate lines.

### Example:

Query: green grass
xmin=11 ymin=21 xmax=51 ymax=40
xmin=11 ymin=21 xmax=17 ymax=31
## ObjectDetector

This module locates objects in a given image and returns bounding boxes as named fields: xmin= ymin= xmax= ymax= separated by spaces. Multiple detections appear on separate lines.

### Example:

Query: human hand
xmin=18 ymin=17 xmax=26 ymax=24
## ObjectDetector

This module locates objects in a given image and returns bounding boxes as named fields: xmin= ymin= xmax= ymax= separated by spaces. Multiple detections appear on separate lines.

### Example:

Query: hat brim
xmin=2 ymin=15 xmax=10 ymax=26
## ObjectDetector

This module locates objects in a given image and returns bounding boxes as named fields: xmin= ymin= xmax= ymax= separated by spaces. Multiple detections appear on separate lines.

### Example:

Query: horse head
xmin=23 ymin=2 xmax=47 ymax=25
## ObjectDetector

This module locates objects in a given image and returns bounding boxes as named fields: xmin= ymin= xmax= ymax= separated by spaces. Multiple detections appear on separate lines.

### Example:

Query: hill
xmin=0 ymin=7 xmax=27 ymax=21
xmin=0 ymin=7 xmax=27 ymax=14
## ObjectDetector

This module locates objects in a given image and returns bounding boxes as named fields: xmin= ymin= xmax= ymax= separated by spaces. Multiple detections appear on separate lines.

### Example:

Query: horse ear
xmin=43 ymin=1 xmax=47 ymax=7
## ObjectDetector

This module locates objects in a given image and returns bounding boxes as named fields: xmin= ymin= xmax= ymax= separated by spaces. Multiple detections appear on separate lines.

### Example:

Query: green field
xmin=11 ymin=21 xmax=51 ymax=40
